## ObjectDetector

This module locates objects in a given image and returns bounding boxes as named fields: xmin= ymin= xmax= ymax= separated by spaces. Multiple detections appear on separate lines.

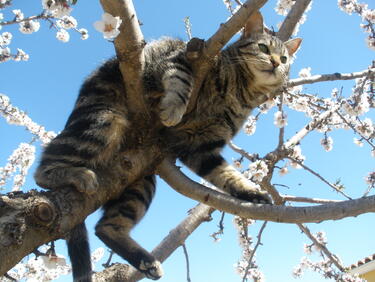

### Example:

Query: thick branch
xmin=277 ymin=0 xmax=312 ymax=41
xmin=288 ymin=68 xmax=375 ymax=87
xmin=186 ymin=0 xmax=268 ymax=113
xmin=158 ymin=160 xmax=375 ymax=223
xmin=99 ymin=0 xmax=148 ymax=116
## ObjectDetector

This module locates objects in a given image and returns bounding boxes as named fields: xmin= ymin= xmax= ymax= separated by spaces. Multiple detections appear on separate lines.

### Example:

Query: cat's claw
xmin=232 ymin=189 xmax=272 ymax=204
xmin=139 ymin=259 xmax=164 ymax=280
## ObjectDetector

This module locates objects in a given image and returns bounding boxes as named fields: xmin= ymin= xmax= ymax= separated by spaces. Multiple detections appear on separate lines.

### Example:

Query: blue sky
xmin=1 ymin=0 xmax=374 ymax=281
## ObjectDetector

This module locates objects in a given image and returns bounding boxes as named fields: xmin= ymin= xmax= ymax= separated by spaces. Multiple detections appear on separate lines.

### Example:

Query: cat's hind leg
xmin=95 ymin=175 xmax=163 ymax=280
xmin=34 ymin=107 xmax=128 ymax=194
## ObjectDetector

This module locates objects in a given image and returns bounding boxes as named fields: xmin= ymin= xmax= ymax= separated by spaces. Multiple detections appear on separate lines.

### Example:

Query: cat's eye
xmin=280 ymin=56 xmax=287 ymax=64
xmin=258 ymin=43 xmax=270 ymax=54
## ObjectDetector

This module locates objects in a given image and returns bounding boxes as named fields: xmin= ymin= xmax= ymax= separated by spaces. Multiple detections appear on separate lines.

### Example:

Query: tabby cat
xmin=34 ymin=11 xmax=301 ymax=281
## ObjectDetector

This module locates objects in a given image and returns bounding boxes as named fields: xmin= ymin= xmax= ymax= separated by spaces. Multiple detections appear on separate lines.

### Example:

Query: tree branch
xmin=99 ymin=0 xmax=148 ymax=116
xmin=277 ymin=0 xmax=312 ymax=41
xmin=185 ymin=0 xmax=269 ymax=113
xmin=158 ymin=159 xmax=375 ymax=223
xmin=288 ymin=68 xmax=375 ymax=87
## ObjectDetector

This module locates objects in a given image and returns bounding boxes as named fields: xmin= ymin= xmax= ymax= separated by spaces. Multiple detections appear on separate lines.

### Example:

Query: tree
xmin=0 ymin=0 xmax=374 ymax=281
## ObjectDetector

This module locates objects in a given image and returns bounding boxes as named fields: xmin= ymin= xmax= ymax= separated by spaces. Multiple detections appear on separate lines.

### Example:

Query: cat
xmin=34 ymin=11 xmax=301 ymax=282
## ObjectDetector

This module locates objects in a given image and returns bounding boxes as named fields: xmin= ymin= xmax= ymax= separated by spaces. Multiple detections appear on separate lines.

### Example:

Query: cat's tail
xmin=67 ymin=222 xmax=92 ymax=282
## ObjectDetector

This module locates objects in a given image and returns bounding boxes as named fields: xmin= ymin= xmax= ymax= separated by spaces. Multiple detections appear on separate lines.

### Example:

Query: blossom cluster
xmin=2 ymin=246 xmax=105 ymax=281
xmin=245 ymin=160 xmax=269 ymax=182
xmin=0 ymin=94 xmax=56 ymax=190
xmin=294 ymin=234 xmax=365 ymax=282
xmin=0 ymin=94 xmax=56 ymax=144
xmin=233 ymin=216 xmax=265 ymax=282
xmin=0 ymin=0 xmax=88 ymax=62
xmin=0 ymin=142 xmax=35 ymax=191
xmin=338 ymin=0 xmax=375 ymax=50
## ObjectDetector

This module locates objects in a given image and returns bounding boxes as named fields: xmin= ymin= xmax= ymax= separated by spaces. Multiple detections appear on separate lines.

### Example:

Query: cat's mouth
xmin=261 ymin=68 xmax=276 ymax=74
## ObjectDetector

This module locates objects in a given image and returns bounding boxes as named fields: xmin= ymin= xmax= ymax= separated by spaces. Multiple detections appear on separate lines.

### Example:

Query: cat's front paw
xmin=139 ymin=259 xmax=164 ymax=280
xmin=159 ymin=94 xmax=186 ymax=127
xmin=231 ymin=189 xmax=271 ymax=204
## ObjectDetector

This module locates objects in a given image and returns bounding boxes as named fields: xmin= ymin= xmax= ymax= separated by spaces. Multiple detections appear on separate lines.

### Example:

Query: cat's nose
xmin=270 ymin=56 xmax=280 ymax=68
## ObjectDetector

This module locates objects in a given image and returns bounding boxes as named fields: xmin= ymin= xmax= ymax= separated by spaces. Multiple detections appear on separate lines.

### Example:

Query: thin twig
xmin=284 ymin=104 xmax=341 ymax=149
xmin=287 ymin=157 xmax=352 ymax=200
xmin=282 ymin=195 xmax=342 ymax=204
xmin=210 ymin=212 xmax=225 ymax=241
xmin=242 ymin=221 xmax=268 ymax=282
xmin=102 ymin=250 xmax=115 ymax=268
xmin=336 ymin=111 xmax=375 ymax=150
xmin=288 ymin=68 xmax=375 ymax=87
xmin=229 ymin=142 xmax=259 ymax=162
xmin=297 ymin=224 xmax=345 ymax=272
xmin=0 ymin=14 xmax=55 ymax=26
xmin=182 ymin=244 xmax=192 ymax=282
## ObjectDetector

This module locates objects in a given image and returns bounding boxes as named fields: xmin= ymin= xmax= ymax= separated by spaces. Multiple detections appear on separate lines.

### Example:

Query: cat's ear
xmin=242 ymin=10 xmax=264 ymax=39
xmin=284 ymin=38 xmax=302 ymax=56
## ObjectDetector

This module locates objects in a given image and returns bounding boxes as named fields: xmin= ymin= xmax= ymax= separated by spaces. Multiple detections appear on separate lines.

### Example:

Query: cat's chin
xmin=254 ymin=69 xmax=282 ymax=84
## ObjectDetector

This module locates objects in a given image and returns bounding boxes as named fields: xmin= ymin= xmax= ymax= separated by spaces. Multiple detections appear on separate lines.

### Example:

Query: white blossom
xmin=259 ymin=98 xmax=276 ymax=113
xmin=292 ymin=96 xmax=309 ymax=112
xmin=19 ymin=20 xmax=40 ymax=34
xmin=79 ymin=28 xmax=89 ymax=40
xmin=0 ymin=143 xmax=35 ymax=191
xmin=56 ymin=29 xmax=70 ymax=42
xmin=12 ymin=9 xmax=24 ymax=20
xmin=248 ymin=160 xmax=269 ymax=182
xmin=355 ymin=117 xmax=373 ymax=138
xmin=243 ymin=115 xmax=257 ymax=135
xmin=366 ymin=36 xmax=375 ymax=50
xmin=13 ymin=48 xmax=29 ymax=61
xmin=57 ymin=15 xmax=77 ymax=29
xmin=0 ymin=46 xmax=11 ymax=62
xmin=0 ymin=31 xmax=12 ymax=45
xmin=91 ymin=247 xmax=105 ymax=263
xmin=364 ymin=171 xmax=375 ymax=187
xmin=94 ymin=12 xmax=122 ymax=40
xmin=320 ymin=136 xmax=333 ymax=152
xmin=298 ymin=67 xmax=312 ymax=78
xmin=0 ymin=94 xmax=56 ymax=144
xmin=279 ymin=166 xmax=289 ymax=176
xmin=289 ymin=145 xmax=306 ymax=169
xmin=42 ymin=0 xmax=72 ymax=17
xmin=353 ymin=137 xmax=364 ymax=147
xmin=274 ymin=110 xmax=288 ymax=128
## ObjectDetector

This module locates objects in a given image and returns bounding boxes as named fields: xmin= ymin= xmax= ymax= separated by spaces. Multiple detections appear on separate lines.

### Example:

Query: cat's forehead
xmin=243 ymin=34 xmax=287 ymax=53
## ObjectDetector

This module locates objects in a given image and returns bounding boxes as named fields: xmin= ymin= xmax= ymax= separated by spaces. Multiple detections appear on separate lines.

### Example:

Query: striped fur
xmin=34 ymin=12 xmax=300 ymax=281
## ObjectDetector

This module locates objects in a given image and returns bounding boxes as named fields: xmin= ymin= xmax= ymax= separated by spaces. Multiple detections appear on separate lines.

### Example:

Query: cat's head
xmin=234 ymin=11 xmax=302 ymax=91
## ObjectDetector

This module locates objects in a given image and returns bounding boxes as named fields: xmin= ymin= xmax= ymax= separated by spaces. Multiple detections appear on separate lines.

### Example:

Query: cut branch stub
xmin=32 ymin=202 xmax=55 ymax=226
xmin=186 ymin=38 xmax=205 ymax=61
